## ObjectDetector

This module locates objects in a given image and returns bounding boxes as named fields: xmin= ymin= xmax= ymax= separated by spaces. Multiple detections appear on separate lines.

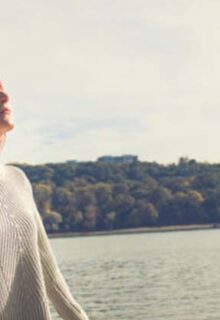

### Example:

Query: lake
xmin=49 ymin=229 xmax=220 ymax=320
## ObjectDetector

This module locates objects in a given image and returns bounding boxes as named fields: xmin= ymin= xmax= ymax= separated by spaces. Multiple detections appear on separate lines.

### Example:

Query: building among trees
xmin=97 ymin=155 xmax=138 ymax=164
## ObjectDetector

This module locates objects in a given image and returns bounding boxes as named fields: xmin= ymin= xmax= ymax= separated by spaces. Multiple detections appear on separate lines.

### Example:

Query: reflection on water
xmin=49 ymin=230 xmax=220 ymax=320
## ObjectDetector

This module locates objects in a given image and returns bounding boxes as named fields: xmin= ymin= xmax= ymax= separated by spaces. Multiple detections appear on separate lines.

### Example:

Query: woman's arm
xmin=15 ymin=166 xmax=90 ymax=320
xmin=32 ymin=199 xmax=89 ymax=320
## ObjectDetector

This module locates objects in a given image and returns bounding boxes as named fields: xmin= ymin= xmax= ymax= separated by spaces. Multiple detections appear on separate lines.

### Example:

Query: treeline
xmin=11 ymin=157 xmax=220 ymax=233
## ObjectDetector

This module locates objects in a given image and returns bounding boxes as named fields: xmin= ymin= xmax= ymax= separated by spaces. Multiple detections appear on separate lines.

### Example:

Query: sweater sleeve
xmin=15 ymin=166 xmax=90 ymax=320
xmin=32 ymin=201 xmax=90 ymax=320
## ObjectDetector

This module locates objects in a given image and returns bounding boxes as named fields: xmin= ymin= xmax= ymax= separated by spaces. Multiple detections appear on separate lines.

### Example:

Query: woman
xmin=0 ymin=81 xmax=90 ymax=320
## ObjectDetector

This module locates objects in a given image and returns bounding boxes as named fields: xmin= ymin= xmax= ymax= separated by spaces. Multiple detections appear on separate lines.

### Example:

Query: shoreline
xmin=48 ymin=223 xmax=220 ymax=239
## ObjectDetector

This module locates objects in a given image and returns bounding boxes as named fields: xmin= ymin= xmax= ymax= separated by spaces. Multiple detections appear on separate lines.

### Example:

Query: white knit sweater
xmin=0 ymin=164 xmax=90 ymax=320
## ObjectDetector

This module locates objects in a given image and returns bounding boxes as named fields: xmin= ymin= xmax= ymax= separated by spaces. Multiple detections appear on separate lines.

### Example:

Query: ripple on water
xmin=49 ymin=230 xmax=220 ymax=320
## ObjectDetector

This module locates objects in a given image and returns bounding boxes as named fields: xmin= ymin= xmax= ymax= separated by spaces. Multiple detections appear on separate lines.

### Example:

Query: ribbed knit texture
xmin=0 ymin=165 xmax=90 ymax=320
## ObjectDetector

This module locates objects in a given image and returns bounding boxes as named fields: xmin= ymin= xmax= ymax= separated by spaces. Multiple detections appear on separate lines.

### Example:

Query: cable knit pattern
xmin=0 ymin=164 xmax=90 ymax=320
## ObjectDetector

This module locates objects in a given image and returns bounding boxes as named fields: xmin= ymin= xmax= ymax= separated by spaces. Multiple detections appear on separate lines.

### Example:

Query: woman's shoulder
xmin=6 ymin=164 xmax=26 ymax=176
xmin=5 ymin=164 xmax=30 ymax=184
xmin=5 ymin=165 xmax=33 ymax=196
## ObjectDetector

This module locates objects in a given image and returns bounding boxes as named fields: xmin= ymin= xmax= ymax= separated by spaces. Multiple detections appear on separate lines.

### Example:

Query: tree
xmin=128 ymin=200 xmax=158 ymax=227
xmin=114 ymin=193 xmax=135 ymax=228
xmin=43 ymin=210 xmax=63 ymax=232
xmin=32 ymin=183 xmax=53 ymax=214
xmin=83 ymin=204 xmax=99 ymax=231
xmin=103 ymin=211 xmax=116 ymax=230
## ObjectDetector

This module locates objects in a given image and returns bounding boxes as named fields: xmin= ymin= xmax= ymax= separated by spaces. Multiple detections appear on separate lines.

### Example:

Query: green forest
xmin=11 ymin=157 xmax=220 ymax=233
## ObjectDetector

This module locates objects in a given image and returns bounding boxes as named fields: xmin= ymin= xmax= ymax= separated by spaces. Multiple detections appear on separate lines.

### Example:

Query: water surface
xmin=49 ymin=229 xmax=220 ymax=320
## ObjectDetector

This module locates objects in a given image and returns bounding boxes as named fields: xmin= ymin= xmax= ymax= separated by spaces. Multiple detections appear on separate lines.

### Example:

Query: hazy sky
xmin=0 ymin=0 xmax=219 ymax=165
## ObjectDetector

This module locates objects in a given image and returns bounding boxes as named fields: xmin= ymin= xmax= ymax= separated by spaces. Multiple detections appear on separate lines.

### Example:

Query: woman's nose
xmin=0 ymin=92 xmax=9 ymax=104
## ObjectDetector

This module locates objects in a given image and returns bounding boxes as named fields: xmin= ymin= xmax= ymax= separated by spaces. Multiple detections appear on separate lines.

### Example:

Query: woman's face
xmin=0 ymin=81 xmax=14 ymax=135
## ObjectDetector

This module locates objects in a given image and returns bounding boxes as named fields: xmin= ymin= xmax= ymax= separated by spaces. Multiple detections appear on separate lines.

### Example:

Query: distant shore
xmin=48 ymin=223 xmax=220 ymax=239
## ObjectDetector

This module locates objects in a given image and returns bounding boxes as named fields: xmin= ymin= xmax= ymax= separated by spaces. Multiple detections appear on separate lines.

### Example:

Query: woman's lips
xmin=0 ymin=108 xmax=11 ymax=115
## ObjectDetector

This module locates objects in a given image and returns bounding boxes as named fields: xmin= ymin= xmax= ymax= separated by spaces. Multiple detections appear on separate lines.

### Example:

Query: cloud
xmin=0 ymin=0 xmax=220 ymax=165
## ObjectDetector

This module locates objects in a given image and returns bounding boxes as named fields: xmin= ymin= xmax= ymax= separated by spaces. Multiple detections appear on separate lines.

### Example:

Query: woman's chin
xmin=6 ymin=121 xmax=15 ymax=131
xmin=0 ymin=118 xmax=15 ymax=132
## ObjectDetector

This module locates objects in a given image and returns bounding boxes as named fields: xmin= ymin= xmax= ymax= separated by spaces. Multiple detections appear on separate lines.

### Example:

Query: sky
xmin=0 ymin=0 xmax=220 ymax=165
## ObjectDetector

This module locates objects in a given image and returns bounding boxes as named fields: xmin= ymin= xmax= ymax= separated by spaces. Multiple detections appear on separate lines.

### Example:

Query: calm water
xmin=48 ymin=230 xmax=220 ymax=320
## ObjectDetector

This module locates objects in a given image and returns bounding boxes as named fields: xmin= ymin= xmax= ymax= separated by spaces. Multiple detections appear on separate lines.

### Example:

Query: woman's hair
xmin=0 ymin=134 xmax=6 ymax=155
